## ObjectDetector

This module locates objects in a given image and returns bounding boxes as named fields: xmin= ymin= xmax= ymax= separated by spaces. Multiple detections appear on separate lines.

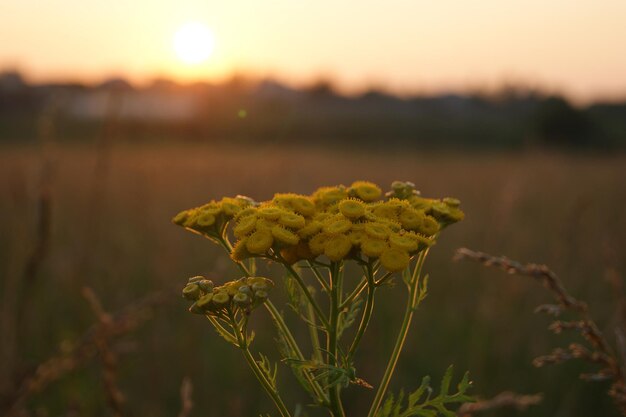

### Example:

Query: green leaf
xmin=440 ymin=365 xmax=453 ymax=396
xmin=338 ymin=296 xmax=363 ymax=338
xmin=408 ymin=376 xmax=431 ymax=407
xmin=376 ymin=368 xmax=473 ymax=417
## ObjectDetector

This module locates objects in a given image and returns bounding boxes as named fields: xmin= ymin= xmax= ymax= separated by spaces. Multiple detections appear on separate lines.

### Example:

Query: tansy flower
xmin=389 ymin=233 xmax=418 ymax=252
xmin=234 ymin=215 xmax=257 ymax=237
xmin=271 ymin=225 xmax=300 ymax=246
xmin=361 ymin=238 xmax=388 ymax=258
xmin=246 ymin=229 xmax=274 ymax=254
xmin=323 ymin=217 xmax=353 ymax=235
xmin=350 ymin=181 xmax=382 ymax=202
xmin=298 ymin=220 xmax=323 ymax=238
xmin=339 ymin=199 xmax=366 ymax=219
xmin=309 ymin=232 xmax=332 ymax=256
xmin=380 ymin=248 xmax=410 ymax=272
xmin=364 ymin=222 xmax=391 ymax=240
xmin=279 ymin=212 xmax=306 ymax=229
xmin=324 ymin=234 xmax=352 ymax=261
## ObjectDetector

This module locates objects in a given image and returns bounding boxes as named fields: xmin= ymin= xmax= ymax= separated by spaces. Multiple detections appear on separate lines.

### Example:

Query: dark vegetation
xmin=1 ymin=70 xmax=625 ymax=149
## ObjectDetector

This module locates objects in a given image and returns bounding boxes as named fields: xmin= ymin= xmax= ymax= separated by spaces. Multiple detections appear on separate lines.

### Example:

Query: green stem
xmin=264 ymin=300 xmax=329 ymax=404
xmin=307 ymin=297 xmax=324 ymax=364
xmin=283 ymin=262 xmax=330 ymax=330
xmin=348 ymin=262 xmax=376 ymax=359
xmin=366 ymin=249 xmax=430 ymax=417
xmin=342 ymin=278 xmax=366 ymax=310
xmin=307 ymin=260 xmax=331 ymax=293
xmin=216 ymin=236 xmax=328 ymax=404
xmin=231 ymin=315 xmax=292 ymax=417
xmin=328 ymin=262 xmax=346 ymax=417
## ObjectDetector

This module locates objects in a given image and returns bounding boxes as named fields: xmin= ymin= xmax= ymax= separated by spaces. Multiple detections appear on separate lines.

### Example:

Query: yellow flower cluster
xmin=172 ymin=195 xmax=254 ymax=239
xmin=173 ymin=181 xmax=463 ymax=273
xmin=183 ymin=276 xmax=274 ymax=316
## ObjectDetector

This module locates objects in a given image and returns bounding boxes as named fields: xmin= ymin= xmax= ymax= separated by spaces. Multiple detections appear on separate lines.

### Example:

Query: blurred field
xmin=1 ymin=142 xmax=625 ymax=416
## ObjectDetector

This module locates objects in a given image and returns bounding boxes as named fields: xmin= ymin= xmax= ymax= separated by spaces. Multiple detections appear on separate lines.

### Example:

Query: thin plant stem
xmin=366 ymin=249 xmax=430 ymax=417
xmin=215 ymin=236 xmax=328 ymax=404
xmin=229 ymin=313 xmax=292 ymax=417
xmin=307 ymin=297 xmax=324 ymax=364
xmin=264 ymin=300 xmax=329 ymax=404
xmin=328 ymin=262 xmax=347 ymax=417
xmin=307 ymin=260 xmax=331 ymax=293
xmin=283 ymin=262 xmax=330 ymax=330
xmin=341 ymin=277 xmax=367 ymax=310
xmin=348 ymin=262 xmax=376 ymax=359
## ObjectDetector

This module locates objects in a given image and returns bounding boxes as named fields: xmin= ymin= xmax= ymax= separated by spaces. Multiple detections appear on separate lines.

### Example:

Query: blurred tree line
xmin=1 ymin=70 xmax=625 ymax=150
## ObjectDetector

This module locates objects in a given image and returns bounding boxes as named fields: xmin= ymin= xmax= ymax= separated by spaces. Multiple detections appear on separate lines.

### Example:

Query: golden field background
xmin=1 ymin=142 xmax=625 ymax=416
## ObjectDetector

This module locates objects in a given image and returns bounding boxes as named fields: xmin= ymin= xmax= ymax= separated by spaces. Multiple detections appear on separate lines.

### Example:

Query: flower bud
xmin=233 ymin=292 xmax=251 ymax=307
xmin=196 ymin=293 xmax=214 ymax=309
xmin=238 ymin=285 xmax=252 ymax=295
xmin=182 ymin=283 xmax=201 ymax=300
xmin=211 ymin=292 xmax=230 ymax=307
xmin=254 ymin=290 xmax=269 ymax=301
xmin=198 ymin=279 xmax=214 ymax=292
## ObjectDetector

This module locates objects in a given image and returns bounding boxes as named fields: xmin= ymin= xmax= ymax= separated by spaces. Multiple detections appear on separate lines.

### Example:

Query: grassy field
xmin=1 ymin=142 xmax=625 ymax=416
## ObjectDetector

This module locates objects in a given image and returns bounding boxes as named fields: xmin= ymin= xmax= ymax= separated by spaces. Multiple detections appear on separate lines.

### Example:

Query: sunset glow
xmin=173 ymin=22 xmax=215 ymax=65
xmin=1 ymin=0 xmax=626 ymax=102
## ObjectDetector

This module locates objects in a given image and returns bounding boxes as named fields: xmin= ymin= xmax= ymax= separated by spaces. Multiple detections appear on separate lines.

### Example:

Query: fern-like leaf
xmin=376 ymin=366 xmax=473 ymax=417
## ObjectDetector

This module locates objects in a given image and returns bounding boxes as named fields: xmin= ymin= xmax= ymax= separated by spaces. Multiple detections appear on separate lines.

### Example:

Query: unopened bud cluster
xmin=174 ymin=181 xmax=463 ymax=273
xmin=183 ymin=276 xmax=274 ymax=316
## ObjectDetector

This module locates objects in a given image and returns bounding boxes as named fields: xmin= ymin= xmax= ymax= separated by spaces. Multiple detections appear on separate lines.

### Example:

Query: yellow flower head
xmin=324 ymin=234 xmax=353 ymax=262
xmin=255 ymin=218 xmax=277 ymax=231
xmin=408 ymin=196 xmax=436 ymax=210
xmin=298 ymin=220 xmax=323 ymax=239
xmin=172 ymin=210 xmax=190 ymax=226
xmin=313 ymin=186 xmax=348 ymax=207
xmin=202 ymin=202 xmax=223 ymax=215
xmin=220 ymin=197 xmax=244 ymax=217
xmin=350 ymin=181 xmax=382 ymax=202
xmin=291 ymin=196 xmax=316 ymax=216
xmin=231 ymin=238 xmax=252 ymax=261
xmin=361 ymin=238 xmax=388 ymax=258
xmin=246 ymin=229 xmax=274 ymax=254
xmin=372 ymin=203 xmax=399 ymax=221
xmin=419 ymin=215 xmax=440 ymax=236
xmin=348 ymin=229 xmax=368 ymax=246
xmin=323 ymin=217 xmax=353 ymax=235
xmin=196 ymin=212 xmax=216 ymax=228
xmin=309 ymin=232 xmax=332 ymax=256
xmin=399 ymin=208 xmax=425 ymax=230
xmin=339 ymin=198 xmax=366 ymax=219
xmin=233 ymin=215 xmax=257 ymax=238
xmin=279 ymin=212 xmax=306 ymax=229
xmin=258 ymin=206 xmax=284 ymax=220
xmin=364 ymin=222 xmax=391 ymax=240
xmin=234 ymin=207 xmax=257 ymax=222
xmin=388 ymin=233 xmax=419 ymax=252
xmin=380 ymin=248 xmax=410 ymax=272
xmin=271 ymin=225 xmax=300 ymax=246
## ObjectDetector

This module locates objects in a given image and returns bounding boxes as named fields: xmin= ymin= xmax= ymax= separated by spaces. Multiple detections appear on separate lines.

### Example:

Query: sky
xmin=1 ymin=0 xmax=626 ymax=103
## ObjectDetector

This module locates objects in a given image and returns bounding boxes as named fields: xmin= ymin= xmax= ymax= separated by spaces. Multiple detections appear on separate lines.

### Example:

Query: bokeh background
xmin=2 ymin=1 xmax=626 ymax=416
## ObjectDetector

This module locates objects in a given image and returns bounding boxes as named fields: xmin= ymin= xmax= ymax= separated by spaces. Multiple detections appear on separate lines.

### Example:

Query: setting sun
xmin=173 ymin=22 xmax=215 ymax=65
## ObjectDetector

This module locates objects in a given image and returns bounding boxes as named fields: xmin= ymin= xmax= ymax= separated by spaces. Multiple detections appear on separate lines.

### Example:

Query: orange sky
xmin=2 ymin=0 xmax=626 ymax=103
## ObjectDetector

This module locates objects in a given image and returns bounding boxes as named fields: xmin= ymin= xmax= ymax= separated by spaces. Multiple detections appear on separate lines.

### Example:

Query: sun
xmin=173 ymin=22 xmax=215 ymax=64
